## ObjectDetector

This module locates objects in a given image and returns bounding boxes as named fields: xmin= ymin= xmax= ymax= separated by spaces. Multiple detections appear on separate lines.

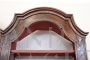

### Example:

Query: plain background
xmin=0 ymin=0 xmax=90 ymax=59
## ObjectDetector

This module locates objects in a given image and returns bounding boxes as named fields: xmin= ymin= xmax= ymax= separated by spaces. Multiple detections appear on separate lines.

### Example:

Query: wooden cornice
xmin=0 ymin=7 xmax=88 ymax=36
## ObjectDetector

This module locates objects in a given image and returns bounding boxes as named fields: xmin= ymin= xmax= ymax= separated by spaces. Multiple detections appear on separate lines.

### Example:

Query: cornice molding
xmin=0 ymin=7 xmax=88 ymax=36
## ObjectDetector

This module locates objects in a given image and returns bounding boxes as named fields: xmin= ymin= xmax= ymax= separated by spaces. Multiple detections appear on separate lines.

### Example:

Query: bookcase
xmin=0 ymin=7 xmax=88 ymax=60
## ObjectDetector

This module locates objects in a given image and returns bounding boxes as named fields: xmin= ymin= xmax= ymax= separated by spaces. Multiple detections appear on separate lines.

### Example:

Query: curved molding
xmin=0 ymin=7 xmax=88 ymax=36
xmin=0 ymin=7 xmax=88 ymax=60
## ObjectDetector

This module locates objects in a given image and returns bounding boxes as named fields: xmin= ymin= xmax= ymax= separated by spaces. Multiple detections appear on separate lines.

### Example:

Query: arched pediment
xmin=0 ymin=7 xmax=88 ymax=36
xmin=0 ymin=7 xmax=88 ymax=44
xmin=0 ymin=7 xmax=88 ymax=60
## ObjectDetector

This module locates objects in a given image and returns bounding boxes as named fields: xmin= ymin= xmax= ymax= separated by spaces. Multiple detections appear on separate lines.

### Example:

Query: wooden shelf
xmin=11 ymin=50 xmax=75 ymax=56
xmin=11 ymin=50 xmax=74 ymax=53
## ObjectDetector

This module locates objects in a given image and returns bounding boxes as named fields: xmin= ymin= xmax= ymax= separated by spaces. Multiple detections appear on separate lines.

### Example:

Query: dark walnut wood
xmin=0 ymin=7 xmax=88 ymax=60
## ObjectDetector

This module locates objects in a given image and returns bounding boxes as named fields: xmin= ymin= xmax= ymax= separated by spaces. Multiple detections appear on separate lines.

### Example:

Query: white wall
xmin=0 ymin=0 xmax=90 ymax=59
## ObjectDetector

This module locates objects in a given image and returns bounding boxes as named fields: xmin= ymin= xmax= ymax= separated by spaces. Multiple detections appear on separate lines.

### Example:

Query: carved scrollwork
xmin=0 ymin=35 xmax=10 ymax=60
xmin=75 ymin=35 xmax=87 ymax=60
xmin=1 ymin=43 xmax=11 ymax=60
xmin=8 ymin=29 xmax=18 ymax=42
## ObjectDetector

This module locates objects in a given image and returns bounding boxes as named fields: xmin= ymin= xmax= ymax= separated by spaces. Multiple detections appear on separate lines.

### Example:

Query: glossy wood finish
xmin=0 ymin=7 xmax=88 ymax=60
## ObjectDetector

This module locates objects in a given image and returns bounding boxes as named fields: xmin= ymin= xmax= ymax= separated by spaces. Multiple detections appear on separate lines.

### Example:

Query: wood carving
xmin=0 ymin=7 xmax=88 ymax=60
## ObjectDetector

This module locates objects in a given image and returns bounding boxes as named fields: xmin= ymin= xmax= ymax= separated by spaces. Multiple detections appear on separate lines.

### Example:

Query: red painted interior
xmin=10 ymin=21 xmax=75 ymax=59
